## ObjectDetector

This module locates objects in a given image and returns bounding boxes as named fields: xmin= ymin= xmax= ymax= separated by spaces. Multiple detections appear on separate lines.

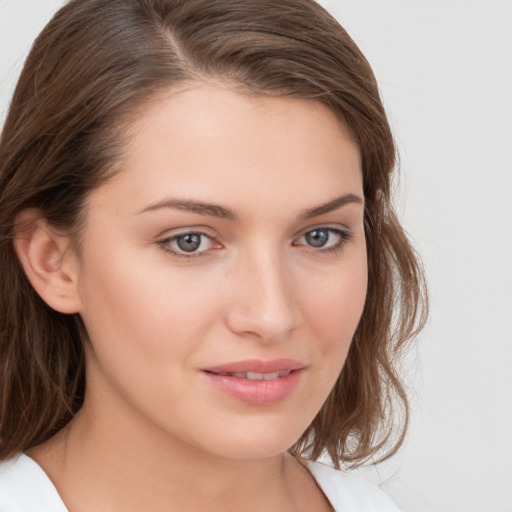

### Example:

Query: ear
xmin=14 ymin=209 xmax=82 ymax=314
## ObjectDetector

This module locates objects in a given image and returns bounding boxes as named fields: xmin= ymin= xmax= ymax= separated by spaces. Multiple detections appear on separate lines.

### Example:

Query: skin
xmin=22 ymin=84 xmax=367 ymax=511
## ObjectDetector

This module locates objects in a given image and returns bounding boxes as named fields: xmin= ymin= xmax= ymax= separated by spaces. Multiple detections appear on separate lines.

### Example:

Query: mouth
xmin=205 ymin=370 xmax=293 ymax=381
xmin=201 ymin=359 xmax=306 ymax=405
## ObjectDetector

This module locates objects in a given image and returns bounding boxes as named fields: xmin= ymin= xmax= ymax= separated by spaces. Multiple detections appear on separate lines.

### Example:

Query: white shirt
xmin=0 ymin=453 xmax=400 ymax=511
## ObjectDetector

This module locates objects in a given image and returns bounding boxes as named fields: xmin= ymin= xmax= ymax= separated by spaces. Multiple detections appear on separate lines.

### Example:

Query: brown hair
xmin=0 ymin=0 xmax=427 ymax=466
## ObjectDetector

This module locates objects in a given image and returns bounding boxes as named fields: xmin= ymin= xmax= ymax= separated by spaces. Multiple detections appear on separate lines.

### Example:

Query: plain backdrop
xmin=1 ymin=1 xmax=511 ymax=511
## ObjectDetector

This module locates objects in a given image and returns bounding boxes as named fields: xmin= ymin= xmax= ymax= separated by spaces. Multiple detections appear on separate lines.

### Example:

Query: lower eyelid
xmin=158 ymin=231 xmax=217 ymax=256
xmin=295 ymin=228 xmax=352 ymax=247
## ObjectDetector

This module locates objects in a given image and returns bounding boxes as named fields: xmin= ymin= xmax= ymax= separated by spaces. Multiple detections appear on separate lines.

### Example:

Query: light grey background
xmin=1 ymin=1 xmax=511 ymax=511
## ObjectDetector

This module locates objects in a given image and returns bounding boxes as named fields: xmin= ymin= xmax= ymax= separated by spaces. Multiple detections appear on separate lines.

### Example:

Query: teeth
xmin=215 ymin=371 xmax=291 ymax=380
xmin=238 ymin=371 xmax=291 ymax=380
xmin=246 ymin=371 xmax=272 ymax=381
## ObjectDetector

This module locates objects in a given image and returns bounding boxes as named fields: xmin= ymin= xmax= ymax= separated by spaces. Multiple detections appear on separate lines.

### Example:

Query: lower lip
xmin=203 ymin=369 xmax=304 ymax=405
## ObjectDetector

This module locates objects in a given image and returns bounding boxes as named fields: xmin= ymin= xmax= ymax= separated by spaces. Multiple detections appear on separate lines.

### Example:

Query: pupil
xmin=306 ymin=230 xmax=328 ymax=247
xmin=177 ymin=234 xmax=201 ymax=252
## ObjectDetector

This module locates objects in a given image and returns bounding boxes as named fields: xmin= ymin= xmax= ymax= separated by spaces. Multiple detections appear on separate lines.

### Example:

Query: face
xmin=75 ymin=84 xmax=367 ymax=459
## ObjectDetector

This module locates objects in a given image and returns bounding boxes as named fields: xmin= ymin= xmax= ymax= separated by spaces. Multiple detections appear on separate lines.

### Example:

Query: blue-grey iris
xmin=305 ymin=230 xmax=329 ymax=247
xmin=177 ymin=234 xmax=201 ymax=252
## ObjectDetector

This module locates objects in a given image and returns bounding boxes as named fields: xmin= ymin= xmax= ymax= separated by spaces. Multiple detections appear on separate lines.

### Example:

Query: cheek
xmin=77 ymin=243 xmax=221 ymax=370
xmin=301 ymin=255 xmax=368 ymax=358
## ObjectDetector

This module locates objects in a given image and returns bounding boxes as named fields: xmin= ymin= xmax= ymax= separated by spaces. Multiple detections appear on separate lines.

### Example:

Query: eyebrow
xmin=299 ymin=193 xmax=363 ymax=219
xmin=137 ymin=199 xmax=238 ymax=220
xmin=137 ymin=193 xmax=363 ymax=221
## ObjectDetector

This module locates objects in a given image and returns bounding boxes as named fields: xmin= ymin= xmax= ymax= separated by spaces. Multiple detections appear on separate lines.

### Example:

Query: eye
xmin=159 ymin=231 xmax=218 ymax=258
xmin=295 ymin=227 xmax=352 ymax=252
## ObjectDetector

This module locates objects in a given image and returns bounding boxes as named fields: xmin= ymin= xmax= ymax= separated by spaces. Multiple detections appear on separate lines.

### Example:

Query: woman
xmin=0 ymin=0 xmax=427 ymax=510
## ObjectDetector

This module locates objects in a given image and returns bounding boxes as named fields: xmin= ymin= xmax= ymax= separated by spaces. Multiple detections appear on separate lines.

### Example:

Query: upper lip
xmin=203 ymin=359 xmax=306 ymax=374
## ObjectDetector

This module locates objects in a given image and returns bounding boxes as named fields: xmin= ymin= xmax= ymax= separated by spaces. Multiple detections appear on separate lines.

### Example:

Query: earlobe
xmin=14 ymin=209 xmax=82 ymax=314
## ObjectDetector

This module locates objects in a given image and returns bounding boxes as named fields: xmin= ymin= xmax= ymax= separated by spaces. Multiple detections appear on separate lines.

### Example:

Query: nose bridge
xmin=227 ymin=242 xmax=297 ymax=341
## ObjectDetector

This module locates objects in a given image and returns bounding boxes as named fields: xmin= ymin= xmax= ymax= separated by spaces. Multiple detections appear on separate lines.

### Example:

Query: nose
xmin=224 ymin=248 xmax=299 ymax=343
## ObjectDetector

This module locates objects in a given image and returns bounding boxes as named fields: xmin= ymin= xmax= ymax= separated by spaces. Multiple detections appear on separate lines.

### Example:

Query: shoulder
xmin=0 ymin=453 xmax=68 ymax=512
xmin=306 ymin=460 xmax=401 ymax=512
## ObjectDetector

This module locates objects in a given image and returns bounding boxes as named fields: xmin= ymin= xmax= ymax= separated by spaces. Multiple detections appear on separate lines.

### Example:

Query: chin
xmin=185 ymin=414 xmax=312 ymax=461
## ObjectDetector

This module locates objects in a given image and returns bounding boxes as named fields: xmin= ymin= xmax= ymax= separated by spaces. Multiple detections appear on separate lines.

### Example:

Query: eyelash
xmin=158 ymin=231 xmax=218 ymax=260
xmin=158 ymin=227 xmax=352 ymax=260
xmin=293 ymin=227 xmax=352 ymax=254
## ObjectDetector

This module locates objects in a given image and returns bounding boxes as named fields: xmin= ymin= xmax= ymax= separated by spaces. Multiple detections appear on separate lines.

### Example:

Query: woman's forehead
xmin=96 ymin=84 xmax=363 ymax=213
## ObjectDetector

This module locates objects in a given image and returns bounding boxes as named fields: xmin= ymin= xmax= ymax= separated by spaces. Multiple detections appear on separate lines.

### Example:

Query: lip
xmin=203 ymin=358 xmax=306 ymax=374
xmin=201 ymin=359 xmax=306 ymax=406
